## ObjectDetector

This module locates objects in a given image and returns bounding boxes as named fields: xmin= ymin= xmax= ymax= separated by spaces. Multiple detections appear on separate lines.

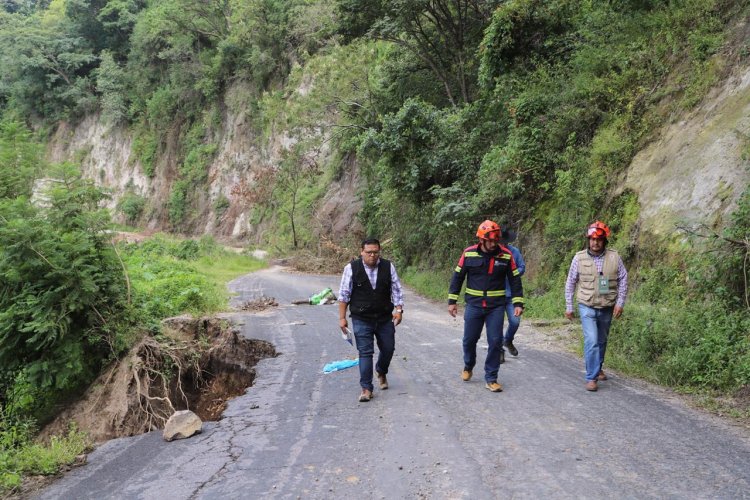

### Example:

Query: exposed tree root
xmin=39 ymin=317 xmax=277 ymax=443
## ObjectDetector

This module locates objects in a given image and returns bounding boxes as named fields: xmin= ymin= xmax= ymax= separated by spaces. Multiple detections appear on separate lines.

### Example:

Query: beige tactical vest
xmin=575 ymin=249 xmax=619 ymax=308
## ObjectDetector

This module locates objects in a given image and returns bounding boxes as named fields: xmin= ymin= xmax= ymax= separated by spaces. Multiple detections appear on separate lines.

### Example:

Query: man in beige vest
xmin=564 ymin=221 xmax=628 ymax=391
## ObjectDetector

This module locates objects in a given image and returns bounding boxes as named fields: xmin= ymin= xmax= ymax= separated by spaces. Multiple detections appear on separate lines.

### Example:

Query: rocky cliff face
xmin=46 ymin=60 xmax=749 ymax=248
xmin=46 ymin=82 xmax=363 ymax=244
xmin=623 ymin=63 xmax=750 ymax=237
xmin=48 ymin=114 xmax=148 ymax=212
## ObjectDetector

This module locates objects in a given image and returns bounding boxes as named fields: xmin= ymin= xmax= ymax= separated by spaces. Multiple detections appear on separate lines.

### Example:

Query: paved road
xmin=39 ymin=266 xmax=750 ymax=499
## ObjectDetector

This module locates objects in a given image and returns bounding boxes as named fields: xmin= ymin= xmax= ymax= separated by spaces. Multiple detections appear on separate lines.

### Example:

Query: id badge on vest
xmin=597 ymin=274 xmax=609 ymax=295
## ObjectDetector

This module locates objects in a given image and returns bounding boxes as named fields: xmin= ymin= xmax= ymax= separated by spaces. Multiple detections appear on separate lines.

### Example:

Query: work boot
xmin=461 ymin=368 xmax=472 ymax=381
xmin=597 ymin=370 xmax=608 ymax=381
xmin=499 ymin=349 xmax=505 ymax=364
xmin=485 ymin=381 xmax=503 ymax=392
xmin=377 ymin=372 xmax=388 ymax=390
xmin=585 ymin=380 xmax=598 ymax=392
xmin=504 ymin=340 xmax=518 ymax=357
xmin=358 ymin=389 xmax=373 ymax=402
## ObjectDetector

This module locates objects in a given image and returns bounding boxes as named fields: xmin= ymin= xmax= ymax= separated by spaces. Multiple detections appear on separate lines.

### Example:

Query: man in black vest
xmin=338 ymin=238 xmax=405 ymax=402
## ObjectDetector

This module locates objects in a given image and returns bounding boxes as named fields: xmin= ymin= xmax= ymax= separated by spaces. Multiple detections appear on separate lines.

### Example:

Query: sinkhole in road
xmin=39 ymin=316 xmax=278 ymax=443
xmin=179 ymin=330 xmax=278 ymax=422
xmin=146 ymin=316 xmax=279 ymax=425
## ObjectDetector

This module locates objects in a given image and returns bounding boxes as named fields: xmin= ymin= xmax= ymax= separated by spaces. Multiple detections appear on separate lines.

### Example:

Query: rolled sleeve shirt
xmin=565 ymin=251 xmax=628 ymax=312
xmin=338 ymin=259 xmax=404 ymax=307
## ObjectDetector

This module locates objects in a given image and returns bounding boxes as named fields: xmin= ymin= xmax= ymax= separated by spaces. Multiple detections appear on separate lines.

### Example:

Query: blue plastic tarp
xmin=323 ymin=359 xmax=359 ymax=373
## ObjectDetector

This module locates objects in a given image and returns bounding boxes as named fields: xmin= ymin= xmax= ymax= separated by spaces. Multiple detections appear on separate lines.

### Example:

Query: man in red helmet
xmin=448 ymin=220 xmax=524 ymax=392
xmin=564 ymin=221 xmax=628 ymax=392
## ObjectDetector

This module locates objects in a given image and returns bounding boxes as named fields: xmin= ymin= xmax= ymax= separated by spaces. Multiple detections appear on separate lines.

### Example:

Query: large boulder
xmin=163 ymin=410 xmax=203 ymax=442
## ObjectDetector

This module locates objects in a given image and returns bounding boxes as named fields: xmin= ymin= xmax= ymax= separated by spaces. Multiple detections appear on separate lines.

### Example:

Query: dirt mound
xmin=38 ymin=317 xmax=276 ymax=444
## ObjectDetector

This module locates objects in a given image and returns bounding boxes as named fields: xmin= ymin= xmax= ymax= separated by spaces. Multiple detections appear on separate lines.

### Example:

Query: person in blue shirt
xmin=500 ymin=228 xmax=525 ymax=364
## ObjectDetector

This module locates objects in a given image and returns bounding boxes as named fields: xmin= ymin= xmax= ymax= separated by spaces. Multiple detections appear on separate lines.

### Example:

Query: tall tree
xmin=0 ymin=119 xmax=44 ymax=199
xmin=0 ymin=8 xmax=96 ymax=118
xmin=338 ymin=0 xmax=500 ymax=106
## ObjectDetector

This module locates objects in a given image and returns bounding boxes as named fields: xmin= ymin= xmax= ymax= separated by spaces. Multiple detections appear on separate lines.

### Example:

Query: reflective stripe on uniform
xmin=448 ymin=293 xmax=459 ymax=300
xmin=465 ymin=288 xmax=505 ymax=297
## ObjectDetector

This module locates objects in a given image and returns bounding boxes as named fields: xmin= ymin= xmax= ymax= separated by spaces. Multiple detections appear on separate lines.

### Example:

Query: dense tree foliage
xmin=0 ymin=0 xmax=747 ymax=406
xmin=339 ymin=0 xmax=499 ymax=106
xmin=0 ymin=149 xmax=126 ymax=393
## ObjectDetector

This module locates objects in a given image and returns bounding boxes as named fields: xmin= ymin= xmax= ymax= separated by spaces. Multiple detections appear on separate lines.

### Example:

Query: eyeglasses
xmin=363 ymin=251 xmax=380 ymax=256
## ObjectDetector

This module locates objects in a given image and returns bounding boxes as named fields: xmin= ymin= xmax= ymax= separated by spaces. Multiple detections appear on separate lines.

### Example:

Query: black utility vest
xmin=349 ymin=258 xmax=394 ymax=321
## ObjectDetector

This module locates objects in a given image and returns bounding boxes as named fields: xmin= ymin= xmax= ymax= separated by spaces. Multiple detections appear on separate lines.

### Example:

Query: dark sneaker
xmin=485 ymin=381 xmax=503 ymax=392
xmin=597 ymin=370 xmax=608 ymax=381
xmin=505 ymin=341 xmax=518 ymax=357
xmin=499 ymin=349 xmax=505 ymax=364
xmin=377 ymin=372 xmax=388 ymax=390
xmin=358 ymin=389 xmax=373 ymax=402
xmin=585 ymin=380 xmax=598 ymax=392
xmin=461 ymin=368 xmax=472 ymax=381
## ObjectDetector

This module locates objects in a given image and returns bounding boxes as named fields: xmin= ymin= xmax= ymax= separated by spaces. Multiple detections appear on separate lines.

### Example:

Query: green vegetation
xmin=0 ymin=121 xmax=264 ymax=495
xmin=122 ymin=234 xmax=265 ymax=323
xmin=344 ymin=0 xmax=750 ymax=397
xmin=116 ymin=190 xmax=146 ymax=224
xmin=0 ymin=2 xmax=748 ymax=483
xmin=1 ymin=422 xmax=89 ymax=491
xmin=399 ymin=266 xmax=452 ymax=302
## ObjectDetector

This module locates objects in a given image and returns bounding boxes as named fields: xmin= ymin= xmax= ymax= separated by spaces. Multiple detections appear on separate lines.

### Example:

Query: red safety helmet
xmin=476 ymin=220 xmax=501 ymax=241
xmin=587 ymin=220 xmax=611 ymax=239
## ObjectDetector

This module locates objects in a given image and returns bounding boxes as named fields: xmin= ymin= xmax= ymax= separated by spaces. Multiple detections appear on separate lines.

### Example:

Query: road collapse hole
xmin=154 ymin=316 xmax=278 ymax=423
xmin=38 ymin=316 xmax=277 ymax=443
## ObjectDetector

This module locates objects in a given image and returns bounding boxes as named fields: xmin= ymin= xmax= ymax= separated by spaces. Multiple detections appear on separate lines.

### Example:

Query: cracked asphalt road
xmin=38 ymin=266 xmax=750 ymax=499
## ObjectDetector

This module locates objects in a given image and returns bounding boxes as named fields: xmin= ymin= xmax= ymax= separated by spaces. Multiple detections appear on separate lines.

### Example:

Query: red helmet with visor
xmin=476 ymin=220 xmax=501 ymax=241
xmin=587 ymin=220 xmax=611 ymax=239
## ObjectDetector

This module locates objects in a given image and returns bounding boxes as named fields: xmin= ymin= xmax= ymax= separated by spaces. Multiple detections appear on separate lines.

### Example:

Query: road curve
xmin=38 ymin=266 xmax=750 ymax=499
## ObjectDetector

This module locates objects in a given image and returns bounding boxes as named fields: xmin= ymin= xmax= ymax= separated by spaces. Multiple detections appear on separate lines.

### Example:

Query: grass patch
xmin=0 ymin=426 xmax=90 ymax=494
xmin=399 ymin=266 xmax=452 ymax=302
xmin=192 ymin=252 xmax=266 ymax=298
xmin=121 ymin=234 xmax=267 ymax=320
xmin=525 ymin=289 xmax=565 ymax=319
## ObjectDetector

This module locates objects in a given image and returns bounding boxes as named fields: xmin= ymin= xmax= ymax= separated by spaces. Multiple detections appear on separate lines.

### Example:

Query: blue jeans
xmin=503 ymin=301 xmax=520 ymax=344
xmin=463 ymin=304 xmax=504 ymax=383
xmin=578 ymin=303 xmax=614 ymax=381
xmin=352 ymin=317 xmax=396 ymax=392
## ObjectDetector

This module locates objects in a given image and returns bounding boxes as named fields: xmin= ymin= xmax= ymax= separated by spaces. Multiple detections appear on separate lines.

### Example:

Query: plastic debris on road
xmin=323 ymin=359 xmax=359 ymax=373
xmin=291 ymin=287 xmax=337 ymax=305
xmin=310 ymin=287 xmax=336 ymax=305
xmin=341 ymin=327 xmax=353 ymax=345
